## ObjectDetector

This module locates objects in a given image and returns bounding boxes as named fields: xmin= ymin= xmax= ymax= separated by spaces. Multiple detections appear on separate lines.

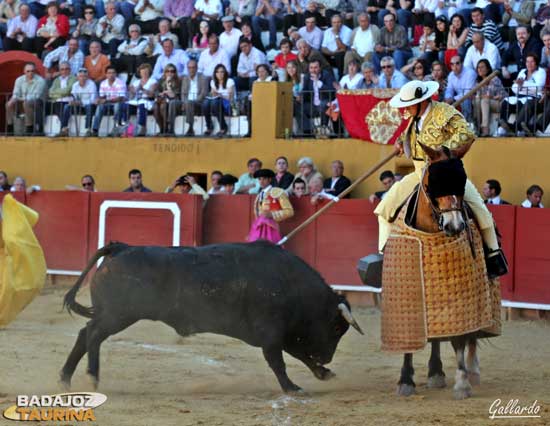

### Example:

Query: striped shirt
xmin=466 ymin=20 xmax=503 ymax=51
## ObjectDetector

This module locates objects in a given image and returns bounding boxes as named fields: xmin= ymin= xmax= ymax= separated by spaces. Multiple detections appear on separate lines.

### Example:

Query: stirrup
xmin=357 ymin=253 xmax=384 ymax=288
xmin=485 ymin=249 xmax=508 ymax=279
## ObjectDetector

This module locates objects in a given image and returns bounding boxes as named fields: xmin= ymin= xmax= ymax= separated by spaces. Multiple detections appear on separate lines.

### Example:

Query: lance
xmin=277 ymin=71 xmax=499 ymax=246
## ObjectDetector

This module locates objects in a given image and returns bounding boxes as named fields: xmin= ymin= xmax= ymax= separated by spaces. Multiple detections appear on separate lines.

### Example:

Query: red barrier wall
xmin=203 ymin=195 xmax=253 ymax=244
xmin=488 ymin=205 xmax=516 ymax=300
xmin=514 ymin=207 xmax=550 ymax=304
xmin=0 ymin=192 xmax=26 ymax=204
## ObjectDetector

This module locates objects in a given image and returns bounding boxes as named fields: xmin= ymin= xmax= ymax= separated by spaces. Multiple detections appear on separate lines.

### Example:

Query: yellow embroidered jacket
xmin=254 ymin=187 xmax=294 ymax=222
xmin=405 ymin=101 xmax=475 ymax=161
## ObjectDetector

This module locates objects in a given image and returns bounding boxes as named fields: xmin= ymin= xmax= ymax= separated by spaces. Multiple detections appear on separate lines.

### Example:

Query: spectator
xmin=321 ymin=14 xmax=352 ymax=78
xmin=418 ymin=22 xmax=437 ymax=64
xmin=482 ymin=179 xmax=510 ymax=205
xmin=444 ymin=55 xmax=476 ymax=121
xmin=368 ymin=170 xmax=395 ymax=202
xmin=309 ymin=175 xmax=337 ymax=204
xmin=10 ymin=176 xmax=40 ymax=194
xmin=219 ymin=15 xmax=242 ymax=64
xmin=165 ymin=174 xmax=209 ymax=200
xmin=96 ymin=2 xmax=125 ymax=58
xmin=239 ymin=21 xmax=265 ymax=53
xmin=84 ymin=40 xmax=111 ymax=84
xmin=273 ymin=38 xmax=298 ymax=79
xmin=298 ymin=14 xmax=323 ymax=50
xmin=92 ymin=65 xmax=128 ymax=136
xmin=411 ymin=0 xmax=439 ymax=27
xmin=227 ymin=0 xmax=257 ymax=26
xmin=521 ymin=184 xmax=544 ymax=208
xmin=473 ymin=58 xmax=505 ymax=137
xmin=344 ymin=13 xmax=379 ymax=70
xmin=43 ymin=38 xmax=84 ymax=79
xmin=378 ymin=55 xmax=408 ymax=88
xmin=66 ymin=174 xmax=97 ymax=191
xmin=152 ymin=38 xmax=190 ymax=80
xmin=252 ymin=0 xmax=283 ymax=50
xmin=192 ymin=19 xmax=210 ymax=49
xmin=123 ymin=169 xmax=152 ymax=192
xmin=3 ymin=4 xmax=37 ymax=52
xmin=58 ymin=68 xmax=98 ymax=137
xmin=47 ymin=61 xmax=76 ymax=125
xmin=374 ymin=12 xmax=411 ymax=71
xmin=34 ymin=2 xmax=70 ymax=56
xmin=164 ymin=0 xmax=194 ymax=49
xmin=296 ymin=59 xmax=335 ymax=135
xmin=434 ymin=15 xmax=448 ymax=63
xmin=115 ymin=24 xmax=149 ymax=77
xmin=445 ymin=13 xmax=467 ymax=69
xmin=357 ymin=61 xmax=378 ymax=88
xmin=401 ymin=57 xmax=432 ymax=81
xmin=207 ymin=170 xmax=223 ymax=194
xmin=463 ymin=32 xmax=500 ymax=72
xmin=146 ymin=18 xmax=180 ymax=57
xmin=234 ymin=157 xmax=262 ymax=194
xmin=540 ymin=33 xmax=550 ymax=68
xmin=285 ymin=60 xmax=303 ymax=131
xmin=465 ymin=7 xmax=504 ymax=51
xmin=291 ymin=177 xmax=306 ymax=197
xmin=128 ymin=62 xmax=158 ymax=136
xmin=134 ymin=0 xmax=165 ymax=35
xmin=0 ymin=0 xmax=20 ymax=51
xmin=72 ymin=5 xmax=98 ymax=55
xmin=153 ymin=63 xmax=181 ymax=134
xmin=323 ymin=160 xmax=351 ymax=197
xmin=295 ymin=37 xmax=331 ymax=74
xmin=202 ymin=63 xmax=234 ymax=137
xmin=292 ymin=156 xmax=323 ymax=194
xmin=168 ymin=58 xmax=208 ymax=136
xmin=336 ymin=58 xmax=363 ymax=89
xmin=281 ymin=0 xmax=310 ymax=36
xmin=219 ymin=173 xmax=238 ymax=194
xmin=5 ymin=62 xmax=46 ymax=135
xmin=498 ymin=53 xmax=546 ymax=136
xmin=0 ymin=171 xmax=10 ymax=191
xmin=502 ymin=0 xmax=534 ymax=29
xmin=190 ymin=0 xmax=222 ymax=37
xmin=501 ymin=26 xmax=542 ymax=82
xmin=430 ymin=60 xmax=446 ymax=100
xmin=198 ymin=34 xmax=231 ymax=78
xmin=273 ymin=156 xmax=294 ymax=189
xmin=236 ymin=37 xmax=267 ymax=90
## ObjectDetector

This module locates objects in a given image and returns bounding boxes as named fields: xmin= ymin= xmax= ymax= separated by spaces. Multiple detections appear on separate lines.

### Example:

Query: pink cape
xmin=247 ymin=216 xmax=282 ymax=244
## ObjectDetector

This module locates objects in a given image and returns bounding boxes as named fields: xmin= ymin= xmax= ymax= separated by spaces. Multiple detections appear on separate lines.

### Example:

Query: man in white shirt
xmin=43 ymin=37 xmax=85 ymax=78
xmin=92 ymin=65 xmax=128 ymax=136
xmin=96 ymin=2 xmax=125 ymax=57
xmin=321 ymin=14 xmax=352 ymax=77
xmin=236 ymin=37 xmax=267 ymax=90
xmin=482 ymin=179 xmax=510 ymax=205
xmin=344 ymin=13 xmax=380 ymax=71
xmin=198 ymin=34 xmax=231 ymax=78
xmin=134 ymin=0 xmax=165 ymax=34
xmin=463 ymin=32 xmax=501 ymax=72
xmin=298 ymin=15 xmax=323 ymax=50
xmin=152 ymin=38 xmax=190 ymax=80
xmin=58 ymin=68 xmax=98 ymax=137
xmin=3 ymin=4 xmax=37 ymax=52
xmin=219 ymin=15 xmax=242 ymax=59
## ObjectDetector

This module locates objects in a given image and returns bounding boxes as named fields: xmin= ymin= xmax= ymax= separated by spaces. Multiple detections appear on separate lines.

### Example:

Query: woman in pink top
xmin=192 ymin=20 xmax=210 ymax=49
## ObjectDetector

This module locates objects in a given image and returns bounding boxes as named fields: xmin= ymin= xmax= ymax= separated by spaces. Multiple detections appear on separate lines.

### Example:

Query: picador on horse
xmin=363 ymin=80 xmax=508 ymax=399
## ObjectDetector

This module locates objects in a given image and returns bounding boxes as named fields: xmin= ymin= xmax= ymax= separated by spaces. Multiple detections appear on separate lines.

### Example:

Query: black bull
xmin=61 ymin=241 xmax=363 ymax=393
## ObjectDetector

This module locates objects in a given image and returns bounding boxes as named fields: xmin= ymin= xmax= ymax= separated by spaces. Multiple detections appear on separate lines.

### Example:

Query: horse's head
xmin=419 ymin=142 xmax=471 ymax=236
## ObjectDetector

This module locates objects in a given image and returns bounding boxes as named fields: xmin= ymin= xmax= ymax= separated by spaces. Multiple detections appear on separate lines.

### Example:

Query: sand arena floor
xmin=0 ymin=287 xmax=549 ymax=426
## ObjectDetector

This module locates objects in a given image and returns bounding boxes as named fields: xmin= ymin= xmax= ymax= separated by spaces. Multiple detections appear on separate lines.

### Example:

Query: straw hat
xmin=389 ymin=80 xmax=439 ymax=108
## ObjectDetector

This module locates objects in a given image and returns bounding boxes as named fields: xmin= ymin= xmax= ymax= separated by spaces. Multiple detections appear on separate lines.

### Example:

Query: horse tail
xmin=63 ymin=242 xmax=129 ymax=318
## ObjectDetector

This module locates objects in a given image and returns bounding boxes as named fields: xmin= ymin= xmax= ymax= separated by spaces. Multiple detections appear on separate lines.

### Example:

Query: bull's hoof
xmin=396 ymin=384 xmax=416 ymax=396
xmin=283 ymin=385 xmax=304 ymax=395
xmin=86 ymin=373 xmax=99 ymax=391
xmin=313 ymin=367 xmax=335 ymax=381
xmin=467 ymin=372 xmax=481 ymax=386
xmin=427 ymin=374 xmax=446 ymax=389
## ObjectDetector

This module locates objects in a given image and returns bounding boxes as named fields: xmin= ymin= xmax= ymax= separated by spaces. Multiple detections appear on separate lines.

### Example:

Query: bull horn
xmin=338 ymin=303 xmax=364 ymax=335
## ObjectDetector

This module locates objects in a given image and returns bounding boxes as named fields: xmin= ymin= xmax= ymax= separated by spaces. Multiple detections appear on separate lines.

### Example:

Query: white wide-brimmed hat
xmin=389 ymin=80 xmax=439 ymax=108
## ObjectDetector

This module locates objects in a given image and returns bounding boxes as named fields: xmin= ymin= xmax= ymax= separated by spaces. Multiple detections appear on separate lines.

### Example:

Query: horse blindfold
xmin=427 ymin=159 xmax=467 ymax=198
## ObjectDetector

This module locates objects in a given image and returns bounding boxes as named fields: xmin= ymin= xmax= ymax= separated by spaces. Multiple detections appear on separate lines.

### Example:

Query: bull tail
xmin=63 ymin=242 xmax=129 ymax=318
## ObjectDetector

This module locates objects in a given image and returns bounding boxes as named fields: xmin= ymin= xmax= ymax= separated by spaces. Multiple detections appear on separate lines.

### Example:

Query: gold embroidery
xmin=365 ymin=100 xmax=403 ymax=144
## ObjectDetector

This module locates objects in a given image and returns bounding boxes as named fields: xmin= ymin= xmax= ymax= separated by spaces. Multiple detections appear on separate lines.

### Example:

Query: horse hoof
xmin=396 ymin=384 xmax=416 ymax=396
xmin=427 ymin=374 xmax=446 ymax=389
xmin=468 ymin=372 xmax=480 ymax=386
xmin=453 ymin=383 xmax=473 ymax=400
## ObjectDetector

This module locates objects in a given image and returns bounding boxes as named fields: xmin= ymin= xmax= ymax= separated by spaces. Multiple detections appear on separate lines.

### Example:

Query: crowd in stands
xmin=4 ymin=1 xmax=550 ymax=137
xmin=0 ymin=158 xmax=545 ymax=207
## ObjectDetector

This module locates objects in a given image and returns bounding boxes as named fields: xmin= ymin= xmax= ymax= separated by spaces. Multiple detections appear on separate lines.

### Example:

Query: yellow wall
xmin=0 ymin=83 xmax=548 ymax=205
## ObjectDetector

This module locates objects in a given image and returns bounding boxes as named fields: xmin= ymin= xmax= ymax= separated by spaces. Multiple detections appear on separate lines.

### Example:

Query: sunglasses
xmin=82 ymin=182 xmax=93 ymax=187
xmin=84 ymin=11 xmax=94 ymax=14
xmin=381 ymin=65 xmax=393 ymax=69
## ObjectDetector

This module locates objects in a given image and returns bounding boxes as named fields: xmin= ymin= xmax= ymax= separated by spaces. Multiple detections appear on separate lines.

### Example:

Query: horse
xmin=383 ymin=142 xmax=499 ymax=400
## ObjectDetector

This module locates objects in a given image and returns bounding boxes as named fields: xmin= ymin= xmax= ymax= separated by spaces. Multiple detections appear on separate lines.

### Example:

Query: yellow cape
xmin=0 ymin=194 xmax=46 ymax=327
